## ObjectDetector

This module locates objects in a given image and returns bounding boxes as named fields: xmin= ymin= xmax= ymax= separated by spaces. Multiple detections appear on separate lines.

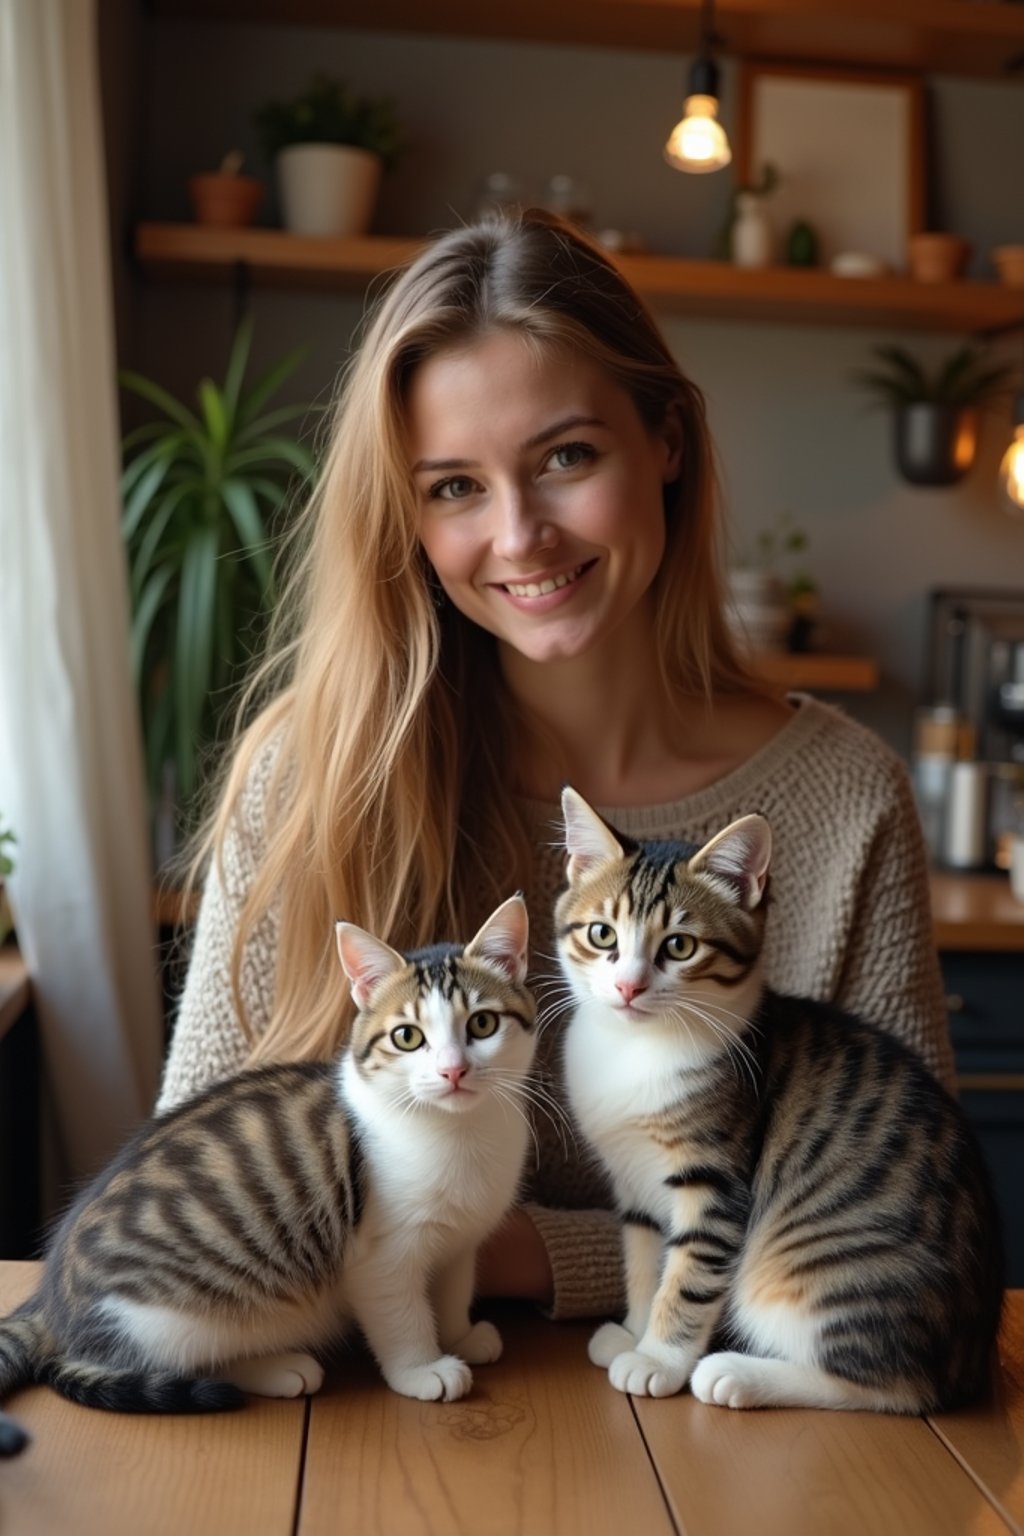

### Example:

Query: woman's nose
xmin=491 ymin=487 xmax=557 ymax=564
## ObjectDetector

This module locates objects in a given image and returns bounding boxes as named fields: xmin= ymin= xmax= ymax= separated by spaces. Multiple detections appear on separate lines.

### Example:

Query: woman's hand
xmin=476 ymin=1207 xmax=553 ymax=1304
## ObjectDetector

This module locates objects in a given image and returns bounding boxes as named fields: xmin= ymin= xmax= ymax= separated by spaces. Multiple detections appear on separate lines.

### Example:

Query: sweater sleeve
xmin=831 ymin=755 xmax=956 ymax=1092
xmin=156 ymin=761 xmax=280 ymax=1114
xmin=522 ymin=1203 xmax=625 ymax=1321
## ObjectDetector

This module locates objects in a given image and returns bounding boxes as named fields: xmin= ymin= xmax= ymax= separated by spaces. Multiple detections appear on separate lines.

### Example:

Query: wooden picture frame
xmin=736 ymin=62 xmax=926 ymax=272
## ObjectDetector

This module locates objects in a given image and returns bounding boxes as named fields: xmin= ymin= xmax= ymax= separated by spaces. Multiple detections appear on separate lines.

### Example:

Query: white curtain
xmin=0 ymin=0 xmax=162 ymax=1185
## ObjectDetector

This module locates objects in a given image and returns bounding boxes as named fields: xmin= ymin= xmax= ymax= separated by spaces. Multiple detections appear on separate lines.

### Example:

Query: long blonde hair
xmin=192 ymin=209 xmax=759 ymax=1064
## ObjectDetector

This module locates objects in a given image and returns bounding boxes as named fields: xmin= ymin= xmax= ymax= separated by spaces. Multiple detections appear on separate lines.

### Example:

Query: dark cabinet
xmin=942 ymin=951 xmax=1024 ymax=1285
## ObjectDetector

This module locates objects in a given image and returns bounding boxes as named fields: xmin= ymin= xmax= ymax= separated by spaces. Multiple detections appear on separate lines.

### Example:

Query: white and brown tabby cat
xmin=557 ymin=787 xmax=1003 ymax=1413
xmin=0 ymin=896 xmax=536 ymax=1457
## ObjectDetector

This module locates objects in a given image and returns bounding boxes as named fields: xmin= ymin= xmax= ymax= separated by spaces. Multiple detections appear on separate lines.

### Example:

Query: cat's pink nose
xmin=439 ymin=1064 xmax=468 ymax=1087
xmin=616 ymin=980 xmax=647 ymax=1004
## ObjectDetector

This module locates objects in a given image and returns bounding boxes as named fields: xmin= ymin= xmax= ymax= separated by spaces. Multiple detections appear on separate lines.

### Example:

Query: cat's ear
xmin=335 ymin=923 xmax=406 ymax=1010
xmin=689 ymin=815 xmax=772 ymax=911
xmin=561 ymin=786 xmax=624 ymax=883
xmin=464 ymin=894 xmax=530 ymax=985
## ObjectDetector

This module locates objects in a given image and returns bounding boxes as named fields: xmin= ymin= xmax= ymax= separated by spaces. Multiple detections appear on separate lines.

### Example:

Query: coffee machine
xmin=923 ymin=588 xmax=1024 ymax=867
xmin=926 ymin=588 xmax=1024 ymax=764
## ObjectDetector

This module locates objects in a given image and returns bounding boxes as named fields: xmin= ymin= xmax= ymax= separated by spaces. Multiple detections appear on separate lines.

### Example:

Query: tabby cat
xmin=0 ymin=896 xmax=536 ymax=1457
xmin=556 ymin=787 xmax=1002 ymax=1413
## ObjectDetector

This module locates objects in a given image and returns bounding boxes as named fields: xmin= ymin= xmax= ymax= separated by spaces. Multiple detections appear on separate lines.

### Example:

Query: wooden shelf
xmin=150 ymin=0 xmax=1024 ymax=78
xmin=135 ymin=224 xmax=1024 ymax=332
xmin=753 ymin=652 xmax=879 ymax=691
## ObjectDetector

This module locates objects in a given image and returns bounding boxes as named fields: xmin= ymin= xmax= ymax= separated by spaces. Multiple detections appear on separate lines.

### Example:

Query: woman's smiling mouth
xmin=497 ymin=560 xmax=596 ymax=601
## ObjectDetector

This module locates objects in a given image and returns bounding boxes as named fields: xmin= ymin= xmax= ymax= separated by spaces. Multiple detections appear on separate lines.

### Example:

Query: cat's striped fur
xmin=0 ymin=896 xmax=535 ymax=1457
xmin=556 ymin=788 xmax=1002 ymax=1412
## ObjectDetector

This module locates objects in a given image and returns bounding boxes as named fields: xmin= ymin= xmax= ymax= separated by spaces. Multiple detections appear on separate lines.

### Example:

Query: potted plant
xmin=255 ymin=74 xmax=403 ymax=238
xmin=728 ymin=512 xmax=817 ymax=654
xmin=119 ymin=318 xmax=315 ymax=844
xmin=188 ymin=150 xmax=265 ymax=229
xmin=0 ymin=817 xmax=15 ymax=944
xmin=852 ymin=343 xmax=1015 ymax=487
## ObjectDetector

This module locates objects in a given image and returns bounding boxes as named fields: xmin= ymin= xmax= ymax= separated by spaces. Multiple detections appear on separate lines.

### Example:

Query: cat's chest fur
xmin=340 ymin=1059 xmax=527 ymax=1262
xmin=563 ymin=999 xmax=718 ymax=1209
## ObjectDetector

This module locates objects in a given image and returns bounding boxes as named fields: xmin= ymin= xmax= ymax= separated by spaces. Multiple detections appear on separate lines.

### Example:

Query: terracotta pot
xmin=894 ymin=403 xmax=977 ymax=487
xmin=907 ymin=232 xmax=971 ymax=283
xmin=188 ymin=173 xmax=264 ymax=228
xmin=993 ymin=246 xmax=1024 ymax=287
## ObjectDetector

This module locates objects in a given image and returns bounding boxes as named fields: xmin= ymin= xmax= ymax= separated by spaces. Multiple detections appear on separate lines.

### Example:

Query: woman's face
xmin=408 ymin=330 xmax=682 ymax=668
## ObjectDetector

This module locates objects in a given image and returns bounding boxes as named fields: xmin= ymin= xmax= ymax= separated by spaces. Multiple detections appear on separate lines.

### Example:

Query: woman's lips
xmin=492 ymin=559 xmax=596 ymax=610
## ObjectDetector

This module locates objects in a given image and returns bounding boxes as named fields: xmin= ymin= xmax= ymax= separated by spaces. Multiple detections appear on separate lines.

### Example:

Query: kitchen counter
xmin=930 ymin=871 xmax=1024 ymax=952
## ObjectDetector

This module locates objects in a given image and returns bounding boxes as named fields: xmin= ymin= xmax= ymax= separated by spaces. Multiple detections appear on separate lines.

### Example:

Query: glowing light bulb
xmin=1000 ymin=424 xmax=1024 ymax=514
xmin=664 ymin=94 xmax=732 ymax=174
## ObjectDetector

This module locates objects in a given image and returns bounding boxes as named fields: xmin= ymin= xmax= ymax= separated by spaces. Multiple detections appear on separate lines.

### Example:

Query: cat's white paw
xmin=690 ymin=1352 xmax=766 ymax=1409
xmin=387 ymin=1355 xmax=473 ymax=1402
xmin=226 ymin=1351 xmax=325 ymax=1398
xmin=608 ymin=1350 xmax=686 ymax=1398
xmin=588 ymin=1322 xmax=636 ymax=1368
xmin=450 ymin=1320 xmax=503 ymax=1365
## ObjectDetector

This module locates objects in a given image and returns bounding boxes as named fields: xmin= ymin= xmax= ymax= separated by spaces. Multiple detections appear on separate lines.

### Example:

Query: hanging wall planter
xmin=853 ymin=343 xmax=1014 ymax=489
xmin=894 ymin=403 xmax=978 ymax=487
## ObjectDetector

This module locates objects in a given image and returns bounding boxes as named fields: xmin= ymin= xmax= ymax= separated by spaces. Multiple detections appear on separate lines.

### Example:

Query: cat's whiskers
xmin=480 ymin=1068 xmax=576 ymax=1156
xmin=670 ymin=1000 xmax=761 ymax=1093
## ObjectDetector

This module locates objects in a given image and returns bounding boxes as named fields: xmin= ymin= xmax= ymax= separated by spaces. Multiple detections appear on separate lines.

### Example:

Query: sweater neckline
xmin=518 ymin=692 xmax=833 ymax=835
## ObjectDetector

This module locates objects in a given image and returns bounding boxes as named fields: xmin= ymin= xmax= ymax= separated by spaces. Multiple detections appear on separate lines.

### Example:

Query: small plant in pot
xmin=852 ymin=343 xmax=1015 ymax=487
xmin=119 ymin=317 xmax=315 ymax=852
xmin=255 ymin=74 xmax=403 ymax=238
xmin=0 ymin=817 xmax=15 ymax=944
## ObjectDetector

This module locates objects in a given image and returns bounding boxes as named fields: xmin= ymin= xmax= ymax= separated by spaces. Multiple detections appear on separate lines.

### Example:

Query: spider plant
xmin=852 ymin=344 xmax=1015 ymax=410
xmin=120 ymin=317 xmax=315 ymax=814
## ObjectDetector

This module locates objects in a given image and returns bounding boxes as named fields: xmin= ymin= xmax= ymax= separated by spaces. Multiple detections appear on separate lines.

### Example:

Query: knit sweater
xmin=157 ymin=694 xmax=955 ymax=1321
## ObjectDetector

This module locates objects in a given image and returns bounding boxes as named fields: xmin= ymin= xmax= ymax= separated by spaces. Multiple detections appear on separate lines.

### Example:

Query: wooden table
xmin=1 ymin=1265 xmax=1022 ymax=1536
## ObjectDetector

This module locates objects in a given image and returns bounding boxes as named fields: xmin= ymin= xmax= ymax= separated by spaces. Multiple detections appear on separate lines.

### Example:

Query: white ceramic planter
xmin=276 ymin=143 xmax=382 ymax=237
xmin=726 ymin=568 xmax=791 ymax=653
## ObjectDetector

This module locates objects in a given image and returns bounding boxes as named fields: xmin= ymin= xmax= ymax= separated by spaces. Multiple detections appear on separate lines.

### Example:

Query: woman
xmin=158 ymin=210 xmax=953 ymax=1319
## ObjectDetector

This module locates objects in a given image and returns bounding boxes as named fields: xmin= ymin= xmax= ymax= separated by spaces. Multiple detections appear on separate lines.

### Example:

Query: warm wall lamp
xmin=980 ymin=317 xmax=1024 ymax=515
xmin=663 ymin=0 xmax=732 ymax=174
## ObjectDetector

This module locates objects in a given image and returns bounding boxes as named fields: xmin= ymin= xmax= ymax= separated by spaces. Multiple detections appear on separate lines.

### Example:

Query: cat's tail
xmin=44 ymin=1359 xmax=245 ymax=1416
xmin=0 ymin=1303 xmax=52 ymax=1457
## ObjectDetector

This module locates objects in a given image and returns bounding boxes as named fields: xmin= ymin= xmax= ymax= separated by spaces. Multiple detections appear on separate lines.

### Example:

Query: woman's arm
xmin=832 ymin=757 xmax=956 ymax=1090
xmin=476 ymin=1203 xmax=625 ymax=1321
xmin=156 ymin=757 xmax=280 ymax=1113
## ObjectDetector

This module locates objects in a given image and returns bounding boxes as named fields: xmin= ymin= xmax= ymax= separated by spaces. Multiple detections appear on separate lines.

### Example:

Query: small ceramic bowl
xmin=993 ymin=246 xmax=1024 ymax=287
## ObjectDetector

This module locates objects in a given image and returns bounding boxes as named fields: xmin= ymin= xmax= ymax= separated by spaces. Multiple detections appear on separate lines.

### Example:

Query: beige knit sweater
xmin=158 ymin=695 xmax=955 ymax=1320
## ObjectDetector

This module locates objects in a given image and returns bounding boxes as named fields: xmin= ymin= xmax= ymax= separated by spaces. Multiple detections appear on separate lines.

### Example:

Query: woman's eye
xmin=547 ymin=441 xmax=595 ymax=472
xmin=430 ymin=475 xmax=480 ymax=502
xmin=467 ymin=1010 xmax=499 ymax=1040
xmin=587 ymin=922 xmax=617 ymax=951
xmin=663 ymin=933 xmax=697 ymax=962
xmin=391 ymin=1023 xmax=425 ymax=1052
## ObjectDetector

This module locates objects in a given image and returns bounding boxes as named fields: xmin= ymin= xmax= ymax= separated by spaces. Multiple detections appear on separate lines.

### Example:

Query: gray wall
xmin=119 ymin=16 xmax=1024 ymax=757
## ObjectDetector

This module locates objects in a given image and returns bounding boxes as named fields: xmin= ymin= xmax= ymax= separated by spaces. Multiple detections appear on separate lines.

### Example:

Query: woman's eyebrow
xmin=520 ymin=415 xmax=606 ymax=451
xmin=412 ymin=415 xmax=607 ymax=474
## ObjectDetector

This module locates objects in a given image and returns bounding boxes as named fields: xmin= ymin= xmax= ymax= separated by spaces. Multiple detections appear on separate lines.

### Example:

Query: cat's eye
xmin=390 ymin=1024 xmax=425 ymax=1052
xmin=662 ymin=933 xmax=697 ymax=962
xmin=467 ymin=1011 xmax=499 ymax=1040
xmin=587 ymin=922 xmax=617 ymax=950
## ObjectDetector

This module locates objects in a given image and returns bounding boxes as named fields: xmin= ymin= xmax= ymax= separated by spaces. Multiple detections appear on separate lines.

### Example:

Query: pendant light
xmin=663 ymin=0 xmax=732 ymax=175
